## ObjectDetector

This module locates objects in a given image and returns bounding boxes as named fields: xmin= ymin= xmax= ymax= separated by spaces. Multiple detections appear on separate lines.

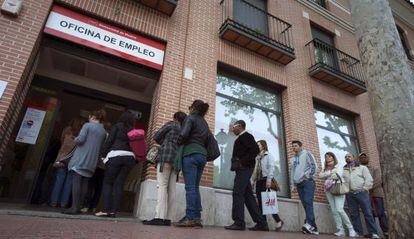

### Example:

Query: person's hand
xmin=291 ymin=186 xmax=297 ymax=193
xmin=266 ymin=181 xmax=271 ymax=189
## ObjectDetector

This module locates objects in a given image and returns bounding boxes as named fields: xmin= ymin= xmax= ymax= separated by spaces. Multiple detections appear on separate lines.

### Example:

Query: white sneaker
xmin=334 ymin=230 xmax=346 ymax=237
xmin=309 ymin=226 xmax=319 ymax=235
xmin=348 ymin=229 xmax=359 ymax=237
xmin=371 ymin=234 xmax=380 ymax=239
xmin=301 ymin=223 xmax=312 ymax=234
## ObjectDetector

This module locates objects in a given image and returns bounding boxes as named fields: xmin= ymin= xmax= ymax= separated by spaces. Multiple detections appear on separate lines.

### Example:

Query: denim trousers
xmin=325 ymin=192 xmax=354 ymax=232
xmin=182 ymin=153 xmax=206 ymax=220
xmin=297 ymin=179 xmax=317 ymax=228
xmin=371 ymin=197 xmax=388 ymax=234
xmin=346 ymin=190 xmax=379 ymax=235
xmin=50 ymin=168 xmax=72 ymax=207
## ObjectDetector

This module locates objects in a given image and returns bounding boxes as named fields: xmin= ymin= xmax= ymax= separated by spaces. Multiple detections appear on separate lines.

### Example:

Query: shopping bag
xmin=261 ymin=189 xmax=279 ymax=215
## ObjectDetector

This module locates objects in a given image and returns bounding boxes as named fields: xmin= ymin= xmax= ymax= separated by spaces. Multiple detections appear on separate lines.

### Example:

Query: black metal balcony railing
xmin=310 ymin=0 xmax=327 ymax=8
xmin=136 ymin=0 xmax=178 ymax=16
xmin=306 ymin=38 xmax=366 ymax=95
xmin=220 ymin=0 xmax=295 ymax=65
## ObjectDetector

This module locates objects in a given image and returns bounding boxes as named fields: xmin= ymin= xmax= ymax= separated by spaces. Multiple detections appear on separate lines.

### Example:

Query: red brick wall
xmin=0 ymin=0 xmax=391 ymax=203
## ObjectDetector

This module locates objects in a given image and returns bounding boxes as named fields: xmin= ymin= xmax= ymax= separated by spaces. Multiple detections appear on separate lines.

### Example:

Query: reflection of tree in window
xmin=217 ymin=75 xmax=279 ymax=141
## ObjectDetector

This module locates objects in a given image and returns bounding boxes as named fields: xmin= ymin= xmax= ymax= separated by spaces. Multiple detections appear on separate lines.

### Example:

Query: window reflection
xmin=214 ymin=75 xmax=287 ymax=197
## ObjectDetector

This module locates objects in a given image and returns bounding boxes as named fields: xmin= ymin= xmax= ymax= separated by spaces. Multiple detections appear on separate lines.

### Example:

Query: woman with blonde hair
xmin=319 ymin=152 xmax=357 ymax=237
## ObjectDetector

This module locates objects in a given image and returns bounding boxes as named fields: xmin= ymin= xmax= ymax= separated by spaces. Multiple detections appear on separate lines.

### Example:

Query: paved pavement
xmin=0 ymin=214 xmax=342 ymax=239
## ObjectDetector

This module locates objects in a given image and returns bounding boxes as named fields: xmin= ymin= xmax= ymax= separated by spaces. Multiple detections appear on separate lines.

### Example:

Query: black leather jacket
xmin=101 ymin=122 xmax=132 ymax=157
xmin=178 ymin=113 xmax=210 ymax=147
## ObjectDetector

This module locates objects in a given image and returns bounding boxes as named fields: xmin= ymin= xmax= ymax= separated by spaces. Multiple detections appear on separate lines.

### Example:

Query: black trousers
xmin=102 ymin=156 xmax=135 ymax=213
xmin=70 ymin=171 xmax=89 ymax=212
xmin=232 ymin=168 xmax=267 ymax=227
xmin=84 ymin=167 xmax=105 ymax=209
xmin=255 ymin=179 xmax=281 ymax=222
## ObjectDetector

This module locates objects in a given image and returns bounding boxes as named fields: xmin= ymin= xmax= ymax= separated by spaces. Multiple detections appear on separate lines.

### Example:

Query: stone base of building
xmin=135 ymin=179 xmax=337 ymax=233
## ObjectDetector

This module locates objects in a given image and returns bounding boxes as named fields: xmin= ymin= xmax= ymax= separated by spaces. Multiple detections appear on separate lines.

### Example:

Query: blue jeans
xmin=182 ymin=153 xmax=206 ymax=220
xmin=50 ymin=168 xmax=72 ymax=206
xmin=297 ymin=179 xmax=317 ymax=228
xmin=346 ymin=191 xmax=379 ymax=235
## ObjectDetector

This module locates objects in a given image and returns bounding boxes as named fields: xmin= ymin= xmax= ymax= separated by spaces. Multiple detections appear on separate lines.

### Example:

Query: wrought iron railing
xmin=220 ymin=0 xmax=294 ymax=52
xmin=310 ymin=0 xmax=327 ymax=8
xmin=306 ymin=38 xmax=365 ymax=83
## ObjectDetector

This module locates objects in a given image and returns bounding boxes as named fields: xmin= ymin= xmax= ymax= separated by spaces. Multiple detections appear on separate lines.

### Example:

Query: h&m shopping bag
xmin=261 ymin=189 xmax=279 ymax=215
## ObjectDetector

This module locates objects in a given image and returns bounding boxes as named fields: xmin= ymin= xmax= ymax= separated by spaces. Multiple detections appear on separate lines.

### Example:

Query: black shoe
xmin=164 ymin=220 xmax=171 ymax=226
xmin=142 ymin=218 xmax=166 ymax=226
xmin=248 ymin=224 xmax=269 ymax=231
xmin=225 ymin=223 xmax=245 ymax=231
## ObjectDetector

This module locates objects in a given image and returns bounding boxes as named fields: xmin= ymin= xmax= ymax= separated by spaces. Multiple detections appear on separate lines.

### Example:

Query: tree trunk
xmin=349 ymin=1 xmax=414 ymax=238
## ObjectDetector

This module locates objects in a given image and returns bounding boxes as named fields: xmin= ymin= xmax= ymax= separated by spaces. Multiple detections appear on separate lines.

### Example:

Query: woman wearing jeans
xmin=319 ymin=152 xmax=357 ymax=237
xmin=50 ymin=117 xmax=84 ymax=208
xmin=174 ymin=100 xmax=210 ymax=228
xmin=251 ymin=140 xmax=284 ymax=231
xmin=95 ymin=111 xmax=137 ymax=218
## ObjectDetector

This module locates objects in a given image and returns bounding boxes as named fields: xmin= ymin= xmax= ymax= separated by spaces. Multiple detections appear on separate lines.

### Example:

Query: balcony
xmin=136 ymin=0 xmax=178 ymax=16
xmin=306 ymin=39 xmax=366 ymax=95
xmin=219 ymin=0 xmax=295 ymax=65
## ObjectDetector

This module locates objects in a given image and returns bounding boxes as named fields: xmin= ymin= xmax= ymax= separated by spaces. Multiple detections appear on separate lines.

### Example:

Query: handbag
xmin=206 ymin=133 xmax=220 ymax=162
xmin=146 ymin=145 xmax=160 ymax=164
xmin=270 ymin=178 xmax=281 ymax=192
xmin=329 ymin=173 xmax=349 ymax=195
xmin=261 ymin=189 xmax=279 ymax=215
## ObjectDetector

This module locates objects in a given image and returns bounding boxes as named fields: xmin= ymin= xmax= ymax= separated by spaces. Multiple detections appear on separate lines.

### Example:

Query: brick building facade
xmin=0 ymin=0 xmax=413 ymax=233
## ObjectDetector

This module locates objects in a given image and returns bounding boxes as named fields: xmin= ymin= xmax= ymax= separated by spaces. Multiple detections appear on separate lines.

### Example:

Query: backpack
xmin=146 ymin=145 xmax=160 ymax=164
xmin=127 ymin=129 xmax=147 ymax=162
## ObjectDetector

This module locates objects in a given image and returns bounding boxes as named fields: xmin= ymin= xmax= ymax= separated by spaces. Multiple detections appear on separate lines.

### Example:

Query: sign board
xmin=44 ymin=5 xmax=165 ymax=70
xmin=0 ymin=80 xmax=7 ymax=100
xmin=16 ymin=107 xmax=46 ymax=144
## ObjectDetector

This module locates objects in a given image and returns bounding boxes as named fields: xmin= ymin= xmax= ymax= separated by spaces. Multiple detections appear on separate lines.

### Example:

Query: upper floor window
xmin=311 ymin=25 xmax=339 ymax=69
xmin=310 ymin=0 xmax=327 ymax=8
xmin=233 ymin=0 xmax=268 ymax=36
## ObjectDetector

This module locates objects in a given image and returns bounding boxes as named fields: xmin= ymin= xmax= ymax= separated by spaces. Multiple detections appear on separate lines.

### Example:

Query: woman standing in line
xmin=319 ymin=152 xmax=357 ymax=237
xmin=174 ymin=100 xmax=211 ymax=228
xmin=63 ymin=109 xmax=107 ymax=215
xmin=95 ymin=111 xmax=137 ymax=218
xmin=251 ymin=140 xmax=284 ymax=231
xmin=50 ymin=117 xmax=84 ymax=208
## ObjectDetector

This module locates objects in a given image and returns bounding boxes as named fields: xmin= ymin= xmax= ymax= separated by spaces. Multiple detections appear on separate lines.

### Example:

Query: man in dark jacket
xmin=225 ymin=120 xmax=269 ymax=231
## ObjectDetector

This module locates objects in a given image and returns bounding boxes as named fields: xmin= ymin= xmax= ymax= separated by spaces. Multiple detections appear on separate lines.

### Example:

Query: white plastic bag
xmin=261 ymin=189 xmax=278 ymax=215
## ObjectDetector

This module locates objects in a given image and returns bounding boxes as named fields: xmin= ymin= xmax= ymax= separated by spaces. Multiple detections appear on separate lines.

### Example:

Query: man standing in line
xmin=225 ymin=120 xmax=268 ymax=231
xmin=358 ymin=153 xmax=388 ymax=238
xmin=343 ymin=153 xmax=380 ymax=239
xmin=290 ymin=140 xmax=319 ymax=235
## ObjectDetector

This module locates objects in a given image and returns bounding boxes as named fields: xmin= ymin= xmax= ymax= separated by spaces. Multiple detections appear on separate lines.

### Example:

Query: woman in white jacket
xmin=251 ymin=140 xmax=284 ymax=231
xmin=319 ymin=152 xmax=357 ymax=237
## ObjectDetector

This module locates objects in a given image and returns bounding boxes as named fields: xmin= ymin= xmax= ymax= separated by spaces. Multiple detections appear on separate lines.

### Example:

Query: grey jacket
xmin=68 ymin=122 xmax=107 ymax=177
xmin=290 ymin=149 xmax=318 ymax=187
xmin=251 ymin=151 xmax=275 ymax=183
xmin=343 ymin=163 xmax=373 ymax=192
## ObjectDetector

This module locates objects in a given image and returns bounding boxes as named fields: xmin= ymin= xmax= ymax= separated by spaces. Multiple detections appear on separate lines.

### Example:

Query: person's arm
xmin=178 ymin=116 xmax=192 ymax=145
xmin=363 ymin=166 xmax=374 ymax=191
xmin=101 ymin=125 xmax=118 ymax=157
xmin=251 ymin=158 xmax=259 ymax=183
xmin=154 ymin=123 xmax=171 ymax=144
xmin=265 ymin=154 xmax=275 ymax=184
xmin=306 ymin=152 xmax=318 ymax=178
xmin=75 ymin=124 xmax=89 ymax=145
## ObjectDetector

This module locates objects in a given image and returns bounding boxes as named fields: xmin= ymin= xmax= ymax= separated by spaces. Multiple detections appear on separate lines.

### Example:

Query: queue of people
xmin=47 ymin=100 xmax=388 ymax=238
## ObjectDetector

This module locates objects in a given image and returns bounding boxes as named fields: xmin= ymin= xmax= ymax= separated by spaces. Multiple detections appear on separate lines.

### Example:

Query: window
xmin=397 ymin=25 xmax=413 ymax=61
xmin=213 ymin=73 xmax=288 ymax=197
xmin=233 ymin=0 xmax=268 ymax=36
xmin=311 ymin=25 xmax=339 ymax=69
xmin=314 ymin=108 xmax=360 ymax=168
xmin=310 ymin=0 xmax=327 ymax=8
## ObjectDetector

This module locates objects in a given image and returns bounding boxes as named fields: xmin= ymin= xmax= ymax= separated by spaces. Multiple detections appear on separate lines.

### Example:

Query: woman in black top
xmin=95 ymin=111 xmax=136 ymax=217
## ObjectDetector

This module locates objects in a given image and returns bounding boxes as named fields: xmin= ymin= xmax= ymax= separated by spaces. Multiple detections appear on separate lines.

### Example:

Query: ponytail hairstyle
xmin=90 ymin=109 xmax=106 ymax=123
xmin=190 ymin=100 xmax=209 ymax=117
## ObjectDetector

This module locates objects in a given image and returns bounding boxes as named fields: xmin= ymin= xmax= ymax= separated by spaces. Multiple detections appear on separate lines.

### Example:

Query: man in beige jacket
xmin=343 ymin=153 xmax=380 ymax=239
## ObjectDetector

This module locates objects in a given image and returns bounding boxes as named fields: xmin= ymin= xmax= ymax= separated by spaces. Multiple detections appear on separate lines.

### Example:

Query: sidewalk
xmin=0 ymin=214 xmax=341 ymax=239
